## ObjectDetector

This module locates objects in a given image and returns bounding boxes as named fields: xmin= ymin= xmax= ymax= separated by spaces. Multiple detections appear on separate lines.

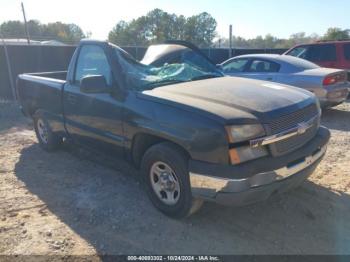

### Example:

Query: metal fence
xmin=0 ymin=45 xmax=287 ymax=100
xmin=0 ymin=45 xmax=76 ymax=99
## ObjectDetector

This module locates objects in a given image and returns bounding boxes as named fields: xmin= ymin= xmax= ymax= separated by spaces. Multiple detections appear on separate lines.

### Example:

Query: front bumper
xmin=189 ymin=126 xmax=330 ymax=206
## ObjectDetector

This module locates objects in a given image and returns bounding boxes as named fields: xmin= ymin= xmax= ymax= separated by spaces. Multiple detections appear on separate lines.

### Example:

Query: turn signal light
xmin=229 ymin=149 xmax=241 ymax=164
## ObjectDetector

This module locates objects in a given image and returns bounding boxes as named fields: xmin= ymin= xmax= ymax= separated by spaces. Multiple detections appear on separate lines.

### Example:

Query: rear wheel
xmin=33 ymin=115 xmax=62 ymax=151
xmin=141 ymin=142 xmax=203 ymax=218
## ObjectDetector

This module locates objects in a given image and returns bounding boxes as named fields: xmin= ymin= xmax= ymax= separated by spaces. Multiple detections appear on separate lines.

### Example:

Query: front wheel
xmin=141 ymin=142 xmax=203 ymax=219
xmin=33 ymin=114 xmax=62 ymax=151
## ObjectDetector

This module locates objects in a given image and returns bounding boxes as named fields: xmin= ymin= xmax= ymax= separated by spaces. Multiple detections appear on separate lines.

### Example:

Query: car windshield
xmin=113 ymin=46 xmax=223 ymax=90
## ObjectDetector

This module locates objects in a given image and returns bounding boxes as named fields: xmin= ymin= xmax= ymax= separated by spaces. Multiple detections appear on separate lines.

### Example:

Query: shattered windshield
xmin=114 ymin=46 xmax=223 ymax=90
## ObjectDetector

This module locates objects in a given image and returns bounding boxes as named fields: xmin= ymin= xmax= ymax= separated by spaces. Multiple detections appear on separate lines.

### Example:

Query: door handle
xmin=266 ymin=77 xmax=273 ymax=81
xmin=67 ymin=94 xmax=77 ymax=104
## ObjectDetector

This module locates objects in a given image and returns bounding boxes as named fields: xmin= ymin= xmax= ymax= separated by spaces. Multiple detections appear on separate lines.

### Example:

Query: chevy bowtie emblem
xmin=297 ymin=122 xmax=309 ymax=134
xmin=249 ymin=115 xmax=317 ymax=148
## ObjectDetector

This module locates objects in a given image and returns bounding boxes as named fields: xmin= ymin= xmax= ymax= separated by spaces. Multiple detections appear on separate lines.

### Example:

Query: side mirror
xmin=80 ymin=75 xmax=110 ymax=93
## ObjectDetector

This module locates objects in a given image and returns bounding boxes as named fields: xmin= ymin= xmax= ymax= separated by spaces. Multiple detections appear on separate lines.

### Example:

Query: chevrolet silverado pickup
xmin=17 ymin=40 xmax=330 ymax=218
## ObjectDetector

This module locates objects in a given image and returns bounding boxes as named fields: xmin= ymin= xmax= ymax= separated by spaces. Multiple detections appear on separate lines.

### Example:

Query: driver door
xmin=63 ymin=44 xmax=125 ymax=154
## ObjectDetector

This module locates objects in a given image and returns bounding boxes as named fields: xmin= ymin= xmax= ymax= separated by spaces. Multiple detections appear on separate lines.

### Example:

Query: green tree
xmin=0 ymin=20 xmax=21 ymax=37
xmin=42 ymin=22 xmax=85 ymax=42
xmin=108 ymin=9 xmax=217 ymax=47
xmin=145 ymin=9 xmax=171 ymax=42
xmin=184 ymin=12 xmax=217 ymax=47
xmin=214 ymin=32 xmax=321 ymax=49
xmin=323 ymin=27 xmax=350 ymax=40
xmin=0 ymin=20 xmax=85 ymax=43
xmin=108 ymin=20 xmax=131 ymax=45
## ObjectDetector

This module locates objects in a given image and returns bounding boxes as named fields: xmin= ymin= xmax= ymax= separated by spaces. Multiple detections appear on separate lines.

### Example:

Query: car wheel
xmin=33 ymin=115 xmax=62 ymax=151
xmin=141 ymin=142 xmax=203 ymax=218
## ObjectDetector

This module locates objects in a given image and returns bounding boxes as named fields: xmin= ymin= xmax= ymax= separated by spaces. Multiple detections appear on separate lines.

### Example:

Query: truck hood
xmin=141 ymin=76 xmax=315 ymax=123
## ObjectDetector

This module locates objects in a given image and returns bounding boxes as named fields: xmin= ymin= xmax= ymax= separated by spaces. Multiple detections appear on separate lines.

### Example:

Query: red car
xmin=284 ymin=40 xmax=350 ymax=78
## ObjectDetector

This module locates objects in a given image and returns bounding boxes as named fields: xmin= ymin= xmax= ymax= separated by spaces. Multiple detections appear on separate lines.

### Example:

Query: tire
xmin=33 ymin=114 xmax=62 ymax=151
xmin=141 ymin=142 xmax=203 ymax=218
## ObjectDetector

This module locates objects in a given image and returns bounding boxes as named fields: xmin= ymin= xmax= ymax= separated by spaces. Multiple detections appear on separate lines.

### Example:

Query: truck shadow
xmin=13 ymin=142 xmax=350 ymax=254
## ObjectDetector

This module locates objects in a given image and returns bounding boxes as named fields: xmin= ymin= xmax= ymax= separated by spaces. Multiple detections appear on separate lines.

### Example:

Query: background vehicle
xmin=220 ymin=54 xmax=349 ymax=107
xmin=17 ymin=40 xmax=330 ymax=218
xmin=285 ymin=40 xmax=350 ymax=79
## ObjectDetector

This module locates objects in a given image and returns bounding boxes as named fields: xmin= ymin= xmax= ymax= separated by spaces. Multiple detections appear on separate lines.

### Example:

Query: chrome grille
xmin=268 ymin=104 xmax=319 ymax=156
xmin=269 ymin=103 xmax=318 ymax=134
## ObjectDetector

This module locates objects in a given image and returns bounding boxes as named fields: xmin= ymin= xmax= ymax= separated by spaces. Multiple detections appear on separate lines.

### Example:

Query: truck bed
xmin=17 ymin=71 xmax=68 ymax=136
xmin=17 ymin=71 xmax=67 ymax=116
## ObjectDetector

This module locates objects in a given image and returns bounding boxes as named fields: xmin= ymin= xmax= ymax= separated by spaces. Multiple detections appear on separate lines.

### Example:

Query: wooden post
xmin=1 ymin=34 xmax=17 ymax=101
xmin=21 ymin=2 xmax=30 ymax=45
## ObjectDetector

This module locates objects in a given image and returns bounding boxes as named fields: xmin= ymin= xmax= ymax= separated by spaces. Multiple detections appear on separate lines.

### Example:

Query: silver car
xmin=220 ymin=54 xmax=349 ymax=107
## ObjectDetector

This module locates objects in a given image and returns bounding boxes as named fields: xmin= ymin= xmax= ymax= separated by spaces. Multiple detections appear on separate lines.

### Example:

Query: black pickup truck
xmin=17 ymin=40 xmax=330 ymax=218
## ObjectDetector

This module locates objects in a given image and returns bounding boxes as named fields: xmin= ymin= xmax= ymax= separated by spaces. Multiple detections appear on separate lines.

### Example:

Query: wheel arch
xmin=130 ymin=132 xmax=191 ymax=168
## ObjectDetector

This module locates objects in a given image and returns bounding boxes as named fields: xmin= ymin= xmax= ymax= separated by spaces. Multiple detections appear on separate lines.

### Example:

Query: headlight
xmin=226 ymin=124 xmax=267 ymax=164
xmin=225 ymin=124 xmax=265 ymax=143
xmin=229 ymin=145 xmax=268 ymax=164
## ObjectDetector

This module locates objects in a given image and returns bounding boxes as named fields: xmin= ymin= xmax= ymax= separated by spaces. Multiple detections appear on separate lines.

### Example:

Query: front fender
xmin=123 ymin=92 xmax=229 ymax=165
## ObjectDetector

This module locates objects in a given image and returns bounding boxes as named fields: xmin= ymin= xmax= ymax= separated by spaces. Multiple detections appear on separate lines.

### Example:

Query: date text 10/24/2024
xmin=127 ymin=256 xmax=220 ymax=261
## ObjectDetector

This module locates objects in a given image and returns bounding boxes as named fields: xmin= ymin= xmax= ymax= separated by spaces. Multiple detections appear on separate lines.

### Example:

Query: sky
xmin=0 ymin=0 xmax=349 ymax=40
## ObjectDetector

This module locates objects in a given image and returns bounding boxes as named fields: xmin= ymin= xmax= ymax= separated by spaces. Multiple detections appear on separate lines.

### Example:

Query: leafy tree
xmin=42 ymin=22 xmax=85 ymax=42
xmin=108 ymin=20 xmax=131 ymax=45
xmin=108 ymin=9 xmax=217 ymax=47
xmin=0 ymin=20 xmax=85 ymax=43
xmin=280 ymin=32 xmax=319 ymax=48
xmin=0 ymin=20 xmax=30 ymax=37
xmin=145 ymin=9 xmax=171 ymax=42
xmin=184 ymin=12 xmax=217 ymax=47
xmin=214 ymin=31 xmax=322 ymax=49
xmin=323 ymin=27 xmax=350 ymax=40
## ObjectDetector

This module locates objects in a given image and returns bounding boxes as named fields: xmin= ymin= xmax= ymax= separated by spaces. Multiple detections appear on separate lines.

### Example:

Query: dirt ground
xmin=0 ymin=99 xmax=349 ymax=256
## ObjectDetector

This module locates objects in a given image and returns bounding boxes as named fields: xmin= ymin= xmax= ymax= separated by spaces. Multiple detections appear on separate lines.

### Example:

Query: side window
xmin=287 ymin=46 xmax=309 ymax=59
xmin=247 ymin=59 xmax=280 ymax=73
xmin=344 ymin=44 xmax=350 ymax=60
xmin=74 ymin=45 xmax=112 ymax=85
xmin=306 ymin=44 xmax=336 ymax=62
xmin=222 ymin=58 xmax=249 ymax=73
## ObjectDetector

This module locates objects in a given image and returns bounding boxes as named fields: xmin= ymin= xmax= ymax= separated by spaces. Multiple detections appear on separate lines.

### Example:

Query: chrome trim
xmin=190 ymin=145 xmax=327 ymax=198
xmin=275 ymin=145 xmax=326 ymax=179
xmin=250 ymin=115 xmax=318 ymax=148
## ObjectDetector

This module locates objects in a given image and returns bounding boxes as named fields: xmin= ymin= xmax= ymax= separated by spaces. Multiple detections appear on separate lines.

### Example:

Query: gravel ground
xmin=0 ymin=99 xmax=349 ymax=256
